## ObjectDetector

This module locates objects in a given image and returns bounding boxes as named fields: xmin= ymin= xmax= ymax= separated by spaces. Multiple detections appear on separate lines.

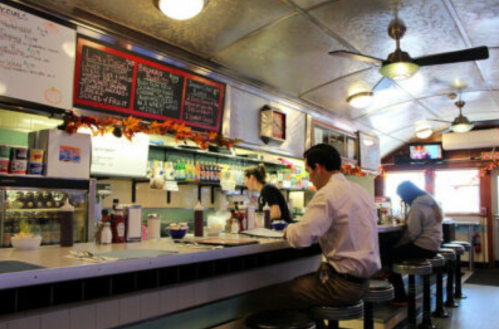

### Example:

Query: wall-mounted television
xmin=409 ymin=143 xmax=443 ymax=161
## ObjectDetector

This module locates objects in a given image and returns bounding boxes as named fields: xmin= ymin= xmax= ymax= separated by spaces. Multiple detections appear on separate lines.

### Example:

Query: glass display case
xmin=0 ymin=176 xmax=96 ymax=248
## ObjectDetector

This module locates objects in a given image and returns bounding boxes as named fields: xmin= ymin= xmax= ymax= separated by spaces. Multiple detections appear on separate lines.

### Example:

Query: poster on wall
xmin=358 ymin=131 xmax=380 ymax=172
xmin=0 ymin=1 xmax=76 ymax=110
xmin=73 ymin=36 xmax=225 ymax=132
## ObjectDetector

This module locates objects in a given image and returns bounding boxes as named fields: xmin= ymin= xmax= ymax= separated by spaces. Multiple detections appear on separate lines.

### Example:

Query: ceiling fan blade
xmin=372 ymin=77 xmax=393 ymax=92
xmin=439 ymin=127 xmax=452 ymax=135
xmin=472 ymin=119 xmax=499 ymax=126
xmin=427 ymin=118 xmax=452 ymax=124
xmin=328 ymin=50 xmax=383 ymax=64
xmin=413 ymin=46 xmax=489 ymax=67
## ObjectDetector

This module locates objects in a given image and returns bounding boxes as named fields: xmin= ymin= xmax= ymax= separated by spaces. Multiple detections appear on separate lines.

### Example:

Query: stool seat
xmin=309 ymin=301 xmax=364 ymax=321
xmin=393 ymin=260 xmax=432 ymax=275
xmin=442 ymin=243 xmax=465 ymax=255
xmin=428 ymin=254 xmax=445 ymax=268
xmin=364 ymin=280 xmax=394 ymax=303
xmin=245 ymin=310 xmax=316 ymax=329
xmin=438 ymin=248 xmax=456 ymax=261
xmin=450 ymin=240 xmax=471 ymax=251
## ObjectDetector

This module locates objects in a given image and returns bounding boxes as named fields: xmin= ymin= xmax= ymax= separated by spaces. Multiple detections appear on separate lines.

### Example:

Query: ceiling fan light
xmin=415 ymin=127 xmax=433 ymax=139
xmin=379 ymin=62 xmax=419 ymax=80
xmin=346 ymin=91 xmax=373 ymax=108
xmin=450 ymin=115 xmax=474 ymax=133
xmin=158 ymin=0 xmax=205 ymax=20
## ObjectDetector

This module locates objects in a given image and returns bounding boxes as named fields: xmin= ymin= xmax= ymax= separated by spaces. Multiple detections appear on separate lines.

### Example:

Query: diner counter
xmin=0 ymin=225 xmax=406 ymax=290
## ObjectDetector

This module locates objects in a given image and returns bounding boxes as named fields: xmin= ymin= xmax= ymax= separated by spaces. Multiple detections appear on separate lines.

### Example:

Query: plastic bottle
xmin=111 ymin=205 xmax=126 ymax=243
xmin=101 ymin=223 xmax=112 ymax=244
xmin=194 ymin=201 xmax=204 ymax=237
xmin=246 ymin=205 xmax=256 ymax=230
xmin=147 ymin=214 xmax=161 ymax=240
xmin=263 ymin=203 xmax=271 ymax=229
xmin=59 ymin=198 xmax=74 ymax=247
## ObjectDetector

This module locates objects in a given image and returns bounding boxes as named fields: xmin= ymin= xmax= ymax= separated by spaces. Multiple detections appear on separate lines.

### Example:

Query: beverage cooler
xmin=0 ymin=176 xmax=96 ymax=248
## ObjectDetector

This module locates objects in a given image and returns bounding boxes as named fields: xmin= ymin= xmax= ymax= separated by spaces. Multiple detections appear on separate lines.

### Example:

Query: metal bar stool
xmin=309 ymin=301 xmax=364 ymax=329
xmin=449 ymin=240 xmax=472 ymax=297
xmin=434 ymin=248 xmax=456 ymax=317
xmin=420 ymin=254 xmax=445 ymax=329
xmin=363 ymin=280 xmax=394 ymax=329
xmin=442 ymin=243 xmax=466 ymax=299
xmin=245 ymin=310 xmax=316 ymax=329
xmin=393 ymin=260 xmax=432 ymax=329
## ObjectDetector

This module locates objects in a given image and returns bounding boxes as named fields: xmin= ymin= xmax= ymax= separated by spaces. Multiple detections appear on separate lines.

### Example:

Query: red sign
xmin=74 ymin=36 xmax=225 ymax=132
xmin=481 ymin=152 xmax=499 ymax=160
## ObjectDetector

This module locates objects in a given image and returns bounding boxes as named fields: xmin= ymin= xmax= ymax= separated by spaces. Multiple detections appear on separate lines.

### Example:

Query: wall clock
xmin=260 ymin=105 xmax=286 ymax=144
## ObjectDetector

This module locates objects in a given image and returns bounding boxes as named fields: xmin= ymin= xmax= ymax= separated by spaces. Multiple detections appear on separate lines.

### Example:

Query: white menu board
xmin=89 ymin=131 xmax=150 ymax=178
xmin=0 ymin=2 xmax=76 ymax=109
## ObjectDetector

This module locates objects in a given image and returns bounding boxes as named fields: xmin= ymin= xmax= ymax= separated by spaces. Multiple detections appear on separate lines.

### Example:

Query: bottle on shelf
xmin=195 ymin=161 xmax=201 ymax=182
xmin=101 ymin=223 xmax=112 ymax=244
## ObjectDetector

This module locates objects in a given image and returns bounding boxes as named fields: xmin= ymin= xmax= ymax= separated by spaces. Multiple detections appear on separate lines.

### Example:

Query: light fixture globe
xmin=158 ymin=0 xmax=206 ymax=20
xmin=415 ymin=126 xmax=433 ymax=139
xmin=379 ymin=61 xmax=419 ymax=81
xmin=450 ymin=114 xmax=474 ymax=133
xmin=346 ymin=91 xmax=373 ymax=108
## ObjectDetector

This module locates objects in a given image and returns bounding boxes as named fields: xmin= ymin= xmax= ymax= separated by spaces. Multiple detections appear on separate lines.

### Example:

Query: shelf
xmin=0 ymin=175 xmax=90 ymax=190
xmin=149 ymin=144 xmax=287 ymax=167
xmin=6 ymin=208 xmax=85 ymax=213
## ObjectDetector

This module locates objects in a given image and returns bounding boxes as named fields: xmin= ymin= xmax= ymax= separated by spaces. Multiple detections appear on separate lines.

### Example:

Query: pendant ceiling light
xmin=157 ymin=0 xmax=206 ymax=20
xmin=449 ymin=100 xmax=474 ymax=133
xmin=415 ymin=125 xmax=433 ymax=139
xmin=346 ymin=91 xmax=373 ymax=108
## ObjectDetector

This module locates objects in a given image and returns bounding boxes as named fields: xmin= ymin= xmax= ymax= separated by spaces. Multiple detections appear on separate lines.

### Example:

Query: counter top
xmin=0 ymin=225 xmax=405 ymax=290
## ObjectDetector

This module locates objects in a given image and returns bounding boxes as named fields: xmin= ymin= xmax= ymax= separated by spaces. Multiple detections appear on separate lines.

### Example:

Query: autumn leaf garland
xmin=59 ymin=112 xmax=241 ymax=150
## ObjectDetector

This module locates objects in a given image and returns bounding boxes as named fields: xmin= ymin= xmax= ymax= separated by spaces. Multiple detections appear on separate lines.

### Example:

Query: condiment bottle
xmin=111 ymin=205 xmax=126 ymax=243
xmin=147 ymin=214 xmax=160 ymax=240
xmin=59 ymin=198 xmax=74 ymax=247
xmin=101 ymin=223 xmax=112 ymax=244
xmin=246 ymin=205 xmax=256 ymax=230
xmin=263 ymin=203 xmax=271 ymax=229
xmin=194 ymin=201 xmax=204 ymax=237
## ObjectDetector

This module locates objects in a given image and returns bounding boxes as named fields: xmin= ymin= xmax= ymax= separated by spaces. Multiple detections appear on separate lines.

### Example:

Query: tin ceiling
xmin=22 ymin=0 xmax=499 ymax=157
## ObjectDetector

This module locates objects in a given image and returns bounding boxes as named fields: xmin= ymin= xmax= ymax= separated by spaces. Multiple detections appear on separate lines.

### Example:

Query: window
xmin=385 ymin=171 xmax=425 ymax=217
xmin=434 ymin=170 xmax=480 ymax=214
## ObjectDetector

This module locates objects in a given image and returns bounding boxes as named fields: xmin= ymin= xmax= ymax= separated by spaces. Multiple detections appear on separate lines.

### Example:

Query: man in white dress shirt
xmin=263 ymin=144 xmax=381 ymax=309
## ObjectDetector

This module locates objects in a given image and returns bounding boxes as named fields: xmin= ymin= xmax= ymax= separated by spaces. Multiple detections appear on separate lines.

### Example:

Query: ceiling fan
xmin=329 ymin=18 xmax=489 ymax=89
xmin=428 ymin=93 xmax=499 ymax=134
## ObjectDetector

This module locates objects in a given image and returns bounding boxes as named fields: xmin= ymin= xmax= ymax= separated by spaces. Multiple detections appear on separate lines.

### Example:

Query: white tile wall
xmin=41 ymin=310 xmax=70 ymax=329
xmin=0 ymin=110 xmax=61 ymax=132
xmin=94 ymin=300 xmax=119 ymax=329
xmin=6 ymin=314 xmax=41 ymax=329
xmin=140 ymin=292 xmax=160 ymax=320
xmin=118 ymin=296 xmax=141 ymax=325
xmin=70 ymin=304 xmax=95 ymax=329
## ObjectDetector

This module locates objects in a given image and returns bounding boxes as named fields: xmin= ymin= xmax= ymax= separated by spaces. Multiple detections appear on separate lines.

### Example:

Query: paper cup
xmin=0 ymin=158 xmax=9 ymax=173
xmin=0 ymin=145 xmax=10 ymax=159
xmin=10 ymin=159 xmax=27 ymax=174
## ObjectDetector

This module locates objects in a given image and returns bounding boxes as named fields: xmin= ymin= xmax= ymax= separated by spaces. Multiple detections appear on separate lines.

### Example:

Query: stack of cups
xmin=28 ymin=149 xmax=44 ymax=175
xmin=10 ymin=147 xmax=28 ymax=174
xmin=0 ymin=145 xmax=9 ymax=174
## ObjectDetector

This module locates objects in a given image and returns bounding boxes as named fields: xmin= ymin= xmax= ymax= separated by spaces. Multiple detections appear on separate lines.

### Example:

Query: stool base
xmin=445 ymin=300 xmax=459 ymax=308
xmin=433 ymin=309 xmax=450 ymax=318
xmin=419 ymin=323 xmax=437 ymax=329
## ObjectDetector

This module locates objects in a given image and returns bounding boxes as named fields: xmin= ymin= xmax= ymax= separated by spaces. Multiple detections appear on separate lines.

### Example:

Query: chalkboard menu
xmin=0 ymin=1 xmax=76 ymax=110
xmin=74 ymin=36 xmax=225 ymax=131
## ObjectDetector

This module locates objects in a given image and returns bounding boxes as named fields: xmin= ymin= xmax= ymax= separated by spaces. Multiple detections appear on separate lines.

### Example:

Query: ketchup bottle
xmin=263 ymin=203 xmax=271 ymax=229
xmin=112 ymin=205 xmax=126 ymax=243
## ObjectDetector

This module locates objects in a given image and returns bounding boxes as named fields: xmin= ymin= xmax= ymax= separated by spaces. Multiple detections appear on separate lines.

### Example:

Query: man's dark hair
xmin=303 ymin=144 xmax=341 ymax=171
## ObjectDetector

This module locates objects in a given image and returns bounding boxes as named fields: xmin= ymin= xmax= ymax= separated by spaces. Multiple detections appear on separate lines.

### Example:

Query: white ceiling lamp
xmin=157 ymin=0 xmax=207 ymax=20
xmin=415 ymin=125 xmax=433 ymax=139
xmin=346 ymin=91 xmax=373 ymax=108
xmin=449 ymin=100 xmax=474 ymax=133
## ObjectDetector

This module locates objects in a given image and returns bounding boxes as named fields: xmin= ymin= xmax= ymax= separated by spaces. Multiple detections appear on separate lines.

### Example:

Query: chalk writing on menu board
xmin=183 ymin=79 xmax=221 ymax=127
xmin=133 ymin=63 xmax=184 ymax=119
xmin=0 ymin=2 xmax=76 ymax=109
xmin=77 ymin=45 xmax=134 ymax=108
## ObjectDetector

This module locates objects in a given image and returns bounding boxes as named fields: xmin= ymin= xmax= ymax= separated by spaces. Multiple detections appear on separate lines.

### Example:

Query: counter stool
xmin=393 ymin=260 xmax=432 ymax=329
xmin=442 ymin=243 xmax=466 ymax=299
xmin=434 ymin=248 xmax=456 ymax=317
xmin=245 ymin=310 xmax=316 ymax=329
xmin=450 ymin=240 xmax=473 ymax=285
xmin=420 ymin=254 xmax=445 ymax=329
xmin=363 ymin=280 xmax=394 ymax=329
xmin=308 ymin=301 xmax=363 ymax=329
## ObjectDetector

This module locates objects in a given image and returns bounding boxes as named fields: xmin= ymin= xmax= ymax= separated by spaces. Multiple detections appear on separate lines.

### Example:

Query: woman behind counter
xmin=244 ymin=164 xmax=292 ymax=223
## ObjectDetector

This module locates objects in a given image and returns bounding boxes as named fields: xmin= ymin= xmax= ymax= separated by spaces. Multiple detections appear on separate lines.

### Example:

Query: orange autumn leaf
xmin=122 ymin=116 xmax=141 ymax=131
xmin=206 ymin=131 xmax=217 ymax=141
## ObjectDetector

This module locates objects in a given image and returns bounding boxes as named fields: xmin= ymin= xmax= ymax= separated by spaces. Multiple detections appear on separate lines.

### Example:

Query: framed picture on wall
xmin=358 ymin=132 xmax=380 ymax=172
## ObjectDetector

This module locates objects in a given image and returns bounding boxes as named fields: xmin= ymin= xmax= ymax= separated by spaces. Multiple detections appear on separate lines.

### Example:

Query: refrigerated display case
xmin=0 ymin=176 xmax=96 ymax=248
